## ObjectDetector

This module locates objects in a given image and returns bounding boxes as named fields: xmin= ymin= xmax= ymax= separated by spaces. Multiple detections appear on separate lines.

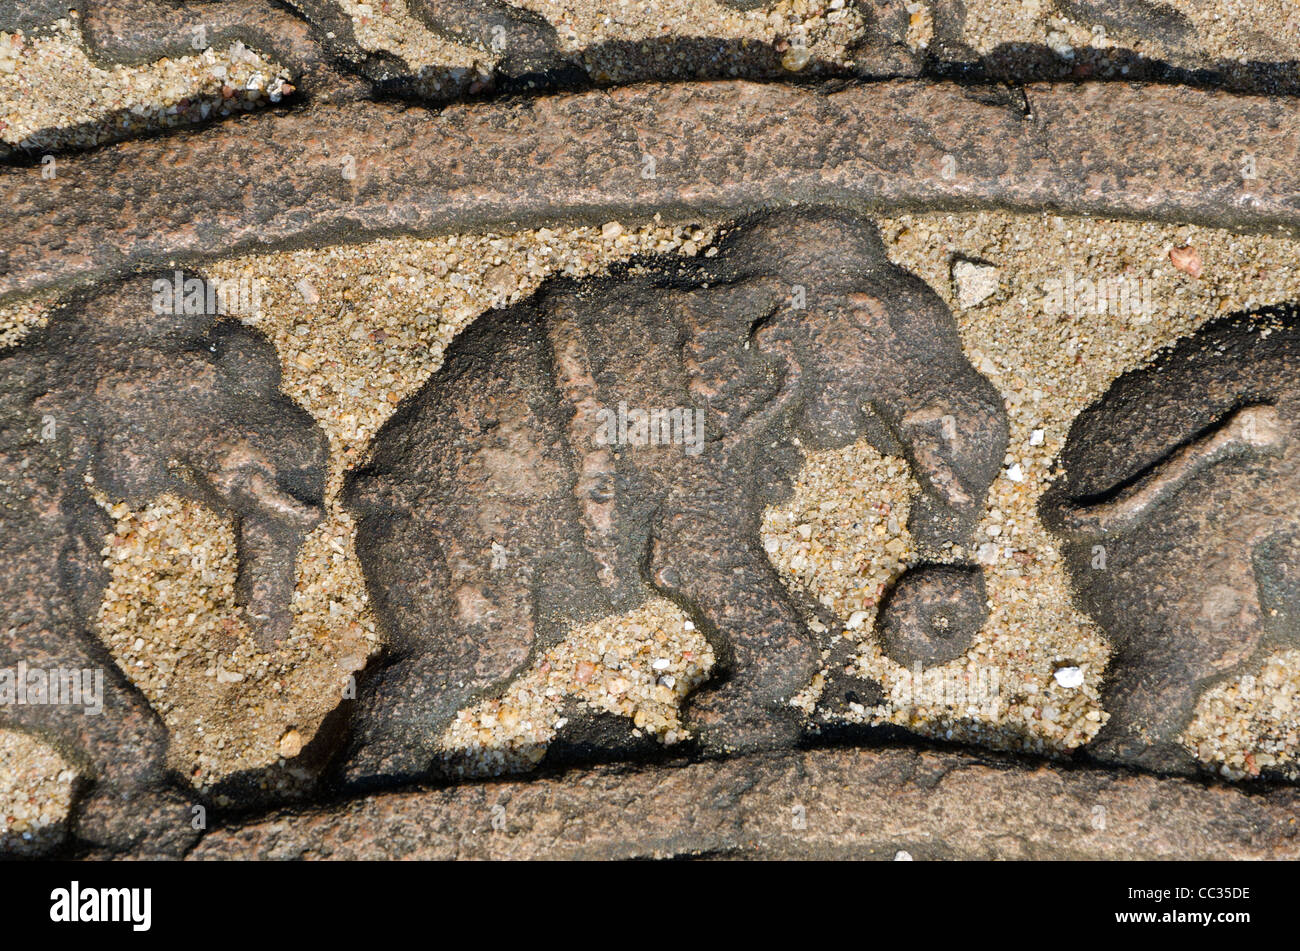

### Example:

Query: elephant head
xmin=720 ymin=211 xmax=1006 ymax=547
xmin=31 ymin=269 xmax=328 ymax=646
xmin=717 ymin=210 xmax=1009 ymax=665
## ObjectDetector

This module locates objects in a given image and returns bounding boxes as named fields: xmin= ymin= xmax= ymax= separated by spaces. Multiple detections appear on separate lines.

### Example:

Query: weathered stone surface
xmin=191 ymin=742 xmax=1300 ymax=859
xmin=0 ymin=0 xmax=72 ymax=35
xmin=337 ymin=209 xmax=1006 ymax=786
xmin=78 ymin=0 xmax=378 ymax=94
xmin=4 ymin=80 xmax=1300 ymax=302
xmin=0 ymin=271 xmax=328 ymax=856
xmin=1042 ymin=307 xmax=1300 ymax=775
xmin=877 ymin=564 xmax=987 ymax=667
xmin=407 ymin=0 xmax=576 ymax=83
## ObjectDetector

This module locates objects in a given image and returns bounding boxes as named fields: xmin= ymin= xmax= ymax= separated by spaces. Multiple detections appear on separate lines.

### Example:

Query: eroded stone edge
xmin=189 ymin=744 xmax=1300 ymax=860
xmin=4 ymin=79 xmax=1298 ymax=302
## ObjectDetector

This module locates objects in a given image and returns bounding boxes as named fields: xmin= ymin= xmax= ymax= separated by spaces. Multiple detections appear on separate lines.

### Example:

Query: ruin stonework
xmin=0 ymin=0 xmax=1298 ymax=860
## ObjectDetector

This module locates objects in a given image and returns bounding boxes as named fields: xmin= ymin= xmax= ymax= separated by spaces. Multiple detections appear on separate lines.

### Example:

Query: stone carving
xmin=406 ymin=0 xmax=576 ymax=84
xmin=340 ymin=209 xmax=1008 ymax=785
xmin=0 ymin=272 xmax=328 ymax=854
xmin=66 ymin=0 xmax=382 ymax=94
xmin=1042 ymin=308 xmax=1299 ymax=774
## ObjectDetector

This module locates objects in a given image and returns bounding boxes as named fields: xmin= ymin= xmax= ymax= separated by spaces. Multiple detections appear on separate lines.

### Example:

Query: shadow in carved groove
xmin=340 ymin=208 xmax=1009 ymax=787
xmin=1042 ymin=306 xmax=1300 ymax=776
xmin=0 ymin=272 xmax=328 ymax=855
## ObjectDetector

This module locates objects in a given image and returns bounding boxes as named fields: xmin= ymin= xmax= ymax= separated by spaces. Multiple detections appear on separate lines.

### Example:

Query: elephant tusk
xmin=208 ymin=445 xmax=322 ymax=529
xmin=240 ymin=469 xmax=321 ymax=528
xmin=899 ymin=406 xmax=975 ymax=510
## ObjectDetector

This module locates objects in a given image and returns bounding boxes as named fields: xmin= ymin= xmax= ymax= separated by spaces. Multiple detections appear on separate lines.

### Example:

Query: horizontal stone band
xmin=4 ymin=79 xmax=1297 ymax=301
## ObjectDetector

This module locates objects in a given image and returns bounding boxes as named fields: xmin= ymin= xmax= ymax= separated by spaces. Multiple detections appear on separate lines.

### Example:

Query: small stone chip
xmin=1053 ymin=666 xmax=1084 ymax=689
xmin=951 ymin=259 xmax=1000 ymax=308
xmin=1169 ymin=245 xmax=1203 ymax=278
xmin=278 ymin=728 xmax=303 ymax=758
xmin=781 ymin=45 xmax=812 ymax=71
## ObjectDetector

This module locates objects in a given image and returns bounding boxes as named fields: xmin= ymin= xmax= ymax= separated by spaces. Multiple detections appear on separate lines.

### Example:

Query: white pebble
xmin=951 ymin=259 xmax=1000 ymax=308
xmin=1053 ymin=666 xmax=1084 ymax=689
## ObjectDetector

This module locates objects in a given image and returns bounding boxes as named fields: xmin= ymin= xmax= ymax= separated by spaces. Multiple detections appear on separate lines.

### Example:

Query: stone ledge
xmin=5 ymin=79 xmax=1299 ymax=301
xmin=189 ymin=744 xmax=1300 ymax=860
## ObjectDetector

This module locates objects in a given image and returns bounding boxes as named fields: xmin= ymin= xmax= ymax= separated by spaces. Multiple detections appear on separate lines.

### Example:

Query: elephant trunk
xmin=894 ymin=368 xmax=1008 ymax=558
xmin=1048 ymin=404 xmax=1286 ymax=542
xmin=208 ymin=443 xmax=325 ymax=648
xmin=234 ymin=510 xmax=317 ymax=647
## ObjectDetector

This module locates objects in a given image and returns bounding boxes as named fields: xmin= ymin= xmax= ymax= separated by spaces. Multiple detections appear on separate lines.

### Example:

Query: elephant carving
xmin=1042 ymin=307 xmax=1300 ymax=775
xmin=341 ymin=209 xmax=1009 ymax=786
xmin=0 ymin=272 xmax=328 ymax=854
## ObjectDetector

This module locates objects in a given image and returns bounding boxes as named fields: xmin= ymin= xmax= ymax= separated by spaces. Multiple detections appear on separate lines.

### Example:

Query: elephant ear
xmin=671 ymin=276 xmax=791 ymax=439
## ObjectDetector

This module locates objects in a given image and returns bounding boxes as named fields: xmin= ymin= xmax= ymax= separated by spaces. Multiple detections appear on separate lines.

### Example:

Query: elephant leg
xmin=341 ymin=648 xmax=478 ymax=788
xmin=76 ymin=697 xmax=197 ymax=857
xmin=1092 ymin=537 xmax=1284 ymax=774
xmin=649 ymin=511 xmax=819 ymax=754
xmin=1254 ymin=527 xmax=1300 ymax=648
xmin=340 ymin=506 xmax=552 ymax=788
xmin=0 ymin=629 xmax=198 ymax=856
xmin=1088 ymin=655 xmax=1204 ymax=775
